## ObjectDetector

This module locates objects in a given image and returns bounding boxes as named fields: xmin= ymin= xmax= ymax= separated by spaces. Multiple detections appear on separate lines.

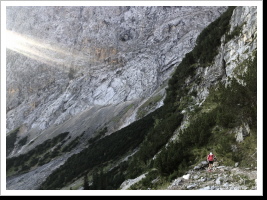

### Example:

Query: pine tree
xmin=83 ymin=174 xmax=89 ymax=190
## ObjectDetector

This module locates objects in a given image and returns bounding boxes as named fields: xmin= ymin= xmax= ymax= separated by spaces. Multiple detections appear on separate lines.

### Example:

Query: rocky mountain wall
xmin=6 ymin=6 xmax=227 ymax=155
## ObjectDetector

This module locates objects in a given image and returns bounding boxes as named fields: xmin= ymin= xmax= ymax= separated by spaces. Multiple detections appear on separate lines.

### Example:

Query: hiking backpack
xmin=208 ymin=154 xmax=214 ymax=161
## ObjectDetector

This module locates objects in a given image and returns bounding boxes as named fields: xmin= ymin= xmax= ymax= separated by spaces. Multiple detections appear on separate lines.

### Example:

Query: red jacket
xmin=207 ymin=154 xmax=214 ymax=161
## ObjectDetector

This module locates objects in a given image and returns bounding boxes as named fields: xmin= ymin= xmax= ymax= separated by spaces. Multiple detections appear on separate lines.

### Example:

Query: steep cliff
xmin=6 ymin=6 xmax=226 ymax=156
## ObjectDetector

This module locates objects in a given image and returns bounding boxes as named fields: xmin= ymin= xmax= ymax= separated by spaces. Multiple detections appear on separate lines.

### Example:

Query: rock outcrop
xmin=168 ymin=162 xmax=257 ymax=190
xmin=119 ymin=160 xmax=257 ymax=190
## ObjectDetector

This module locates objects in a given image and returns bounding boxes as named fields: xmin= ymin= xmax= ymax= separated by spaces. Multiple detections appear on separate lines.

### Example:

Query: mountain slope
xmin=6 ymin=6 xmax=227 ymax=188
xmin=6 ymin=6 xmax=227 ymax=151
xmin=6 ymin=6 xmax=258 ymax=191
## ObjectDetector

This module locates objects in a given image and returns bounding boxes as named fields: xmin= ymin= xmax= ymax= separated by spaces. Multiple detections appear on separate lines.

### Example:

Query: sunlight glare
xmin=6 ymin=30 xmax=88 ymax=69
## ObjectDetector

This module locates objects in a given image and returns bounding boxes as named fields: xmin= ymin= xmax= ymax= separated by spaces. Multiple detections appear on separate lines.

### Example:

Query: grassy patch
xmin=111 ymin=103 xmax=134 ymax=123
xmin=136 ymin=94 xmax=164 ymax=119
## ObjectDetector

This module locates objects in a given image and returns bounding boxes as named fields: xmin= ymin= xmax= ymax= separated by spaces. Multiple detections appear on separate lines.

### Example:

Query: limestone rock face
xmin=6 ymin=6 xmax=226 ymax=143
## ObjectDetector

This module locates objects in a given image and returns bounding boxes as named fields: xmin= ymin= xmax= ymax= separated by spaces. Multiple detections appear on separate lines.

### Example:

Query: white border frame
xmin=1 ymin=0 xmax=263 ymax=196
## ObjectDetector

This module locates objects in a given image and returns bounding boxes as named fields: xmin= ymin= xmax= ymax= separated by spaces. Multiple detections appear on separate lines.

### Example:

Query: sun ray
xmin=6 ymin=30 xmax=90 ymax=70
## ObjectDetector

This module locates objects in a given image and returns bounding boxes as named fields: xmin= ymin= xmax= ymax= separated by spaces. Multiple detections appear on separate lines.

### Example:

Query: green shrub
xmin=6 ymin=127 xmax=20 ymax=156
xmin=18 ymin=136 xmax=28 ymax=147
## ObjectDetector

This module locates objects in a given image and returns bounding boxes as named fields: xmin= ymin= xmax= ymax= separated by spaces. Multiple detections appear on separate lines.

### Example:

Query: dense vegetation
xmin=6 ymin=127 xmax=20 ymax=156
xmin=6 ymin=132 xmax=71 ymax=176
xmin=154 ymin=52 xmax=257 ymax=177
xmin=164 ymin=6 xmax=236 ymax=107
xmin=193 ymin=6 xmax=236 ymax=67
xmin=39 ymin=110 xmax=159 ymax=189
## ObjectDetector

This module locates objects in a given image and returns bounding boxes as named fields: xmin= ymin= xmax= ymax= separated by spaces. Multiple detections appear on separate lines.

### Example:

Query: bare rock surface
xmin=6 ymin=6 xmax=227 ymax=143
xmin=168 ymin=162 xmax=257 ymax=190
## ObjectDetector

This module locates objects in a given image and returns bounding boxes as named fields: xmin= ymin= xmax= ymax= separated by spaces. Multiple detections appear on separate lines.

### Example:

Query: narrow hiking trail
xmin=167 ymin=163 xmax=257 ymax=190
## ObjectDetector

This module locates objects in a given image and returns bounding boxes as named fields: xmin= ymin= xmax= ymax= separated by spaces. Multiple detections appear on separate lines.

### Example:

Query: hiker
xmin=207 ymin=152 xmax=216 ymax=171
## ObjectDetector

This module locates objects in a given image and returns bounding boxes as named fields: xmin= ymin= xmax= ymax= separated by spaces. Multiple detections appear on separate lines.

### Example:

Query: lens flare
xmin=6 ymin=30 xmax=87 ymax=69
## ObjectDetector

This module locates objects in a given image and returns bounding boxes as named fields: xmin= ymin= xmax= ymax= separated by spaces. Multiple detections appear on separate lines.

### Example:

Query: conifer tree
xmin=83 ymin=174 xmax=89 ymax=190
